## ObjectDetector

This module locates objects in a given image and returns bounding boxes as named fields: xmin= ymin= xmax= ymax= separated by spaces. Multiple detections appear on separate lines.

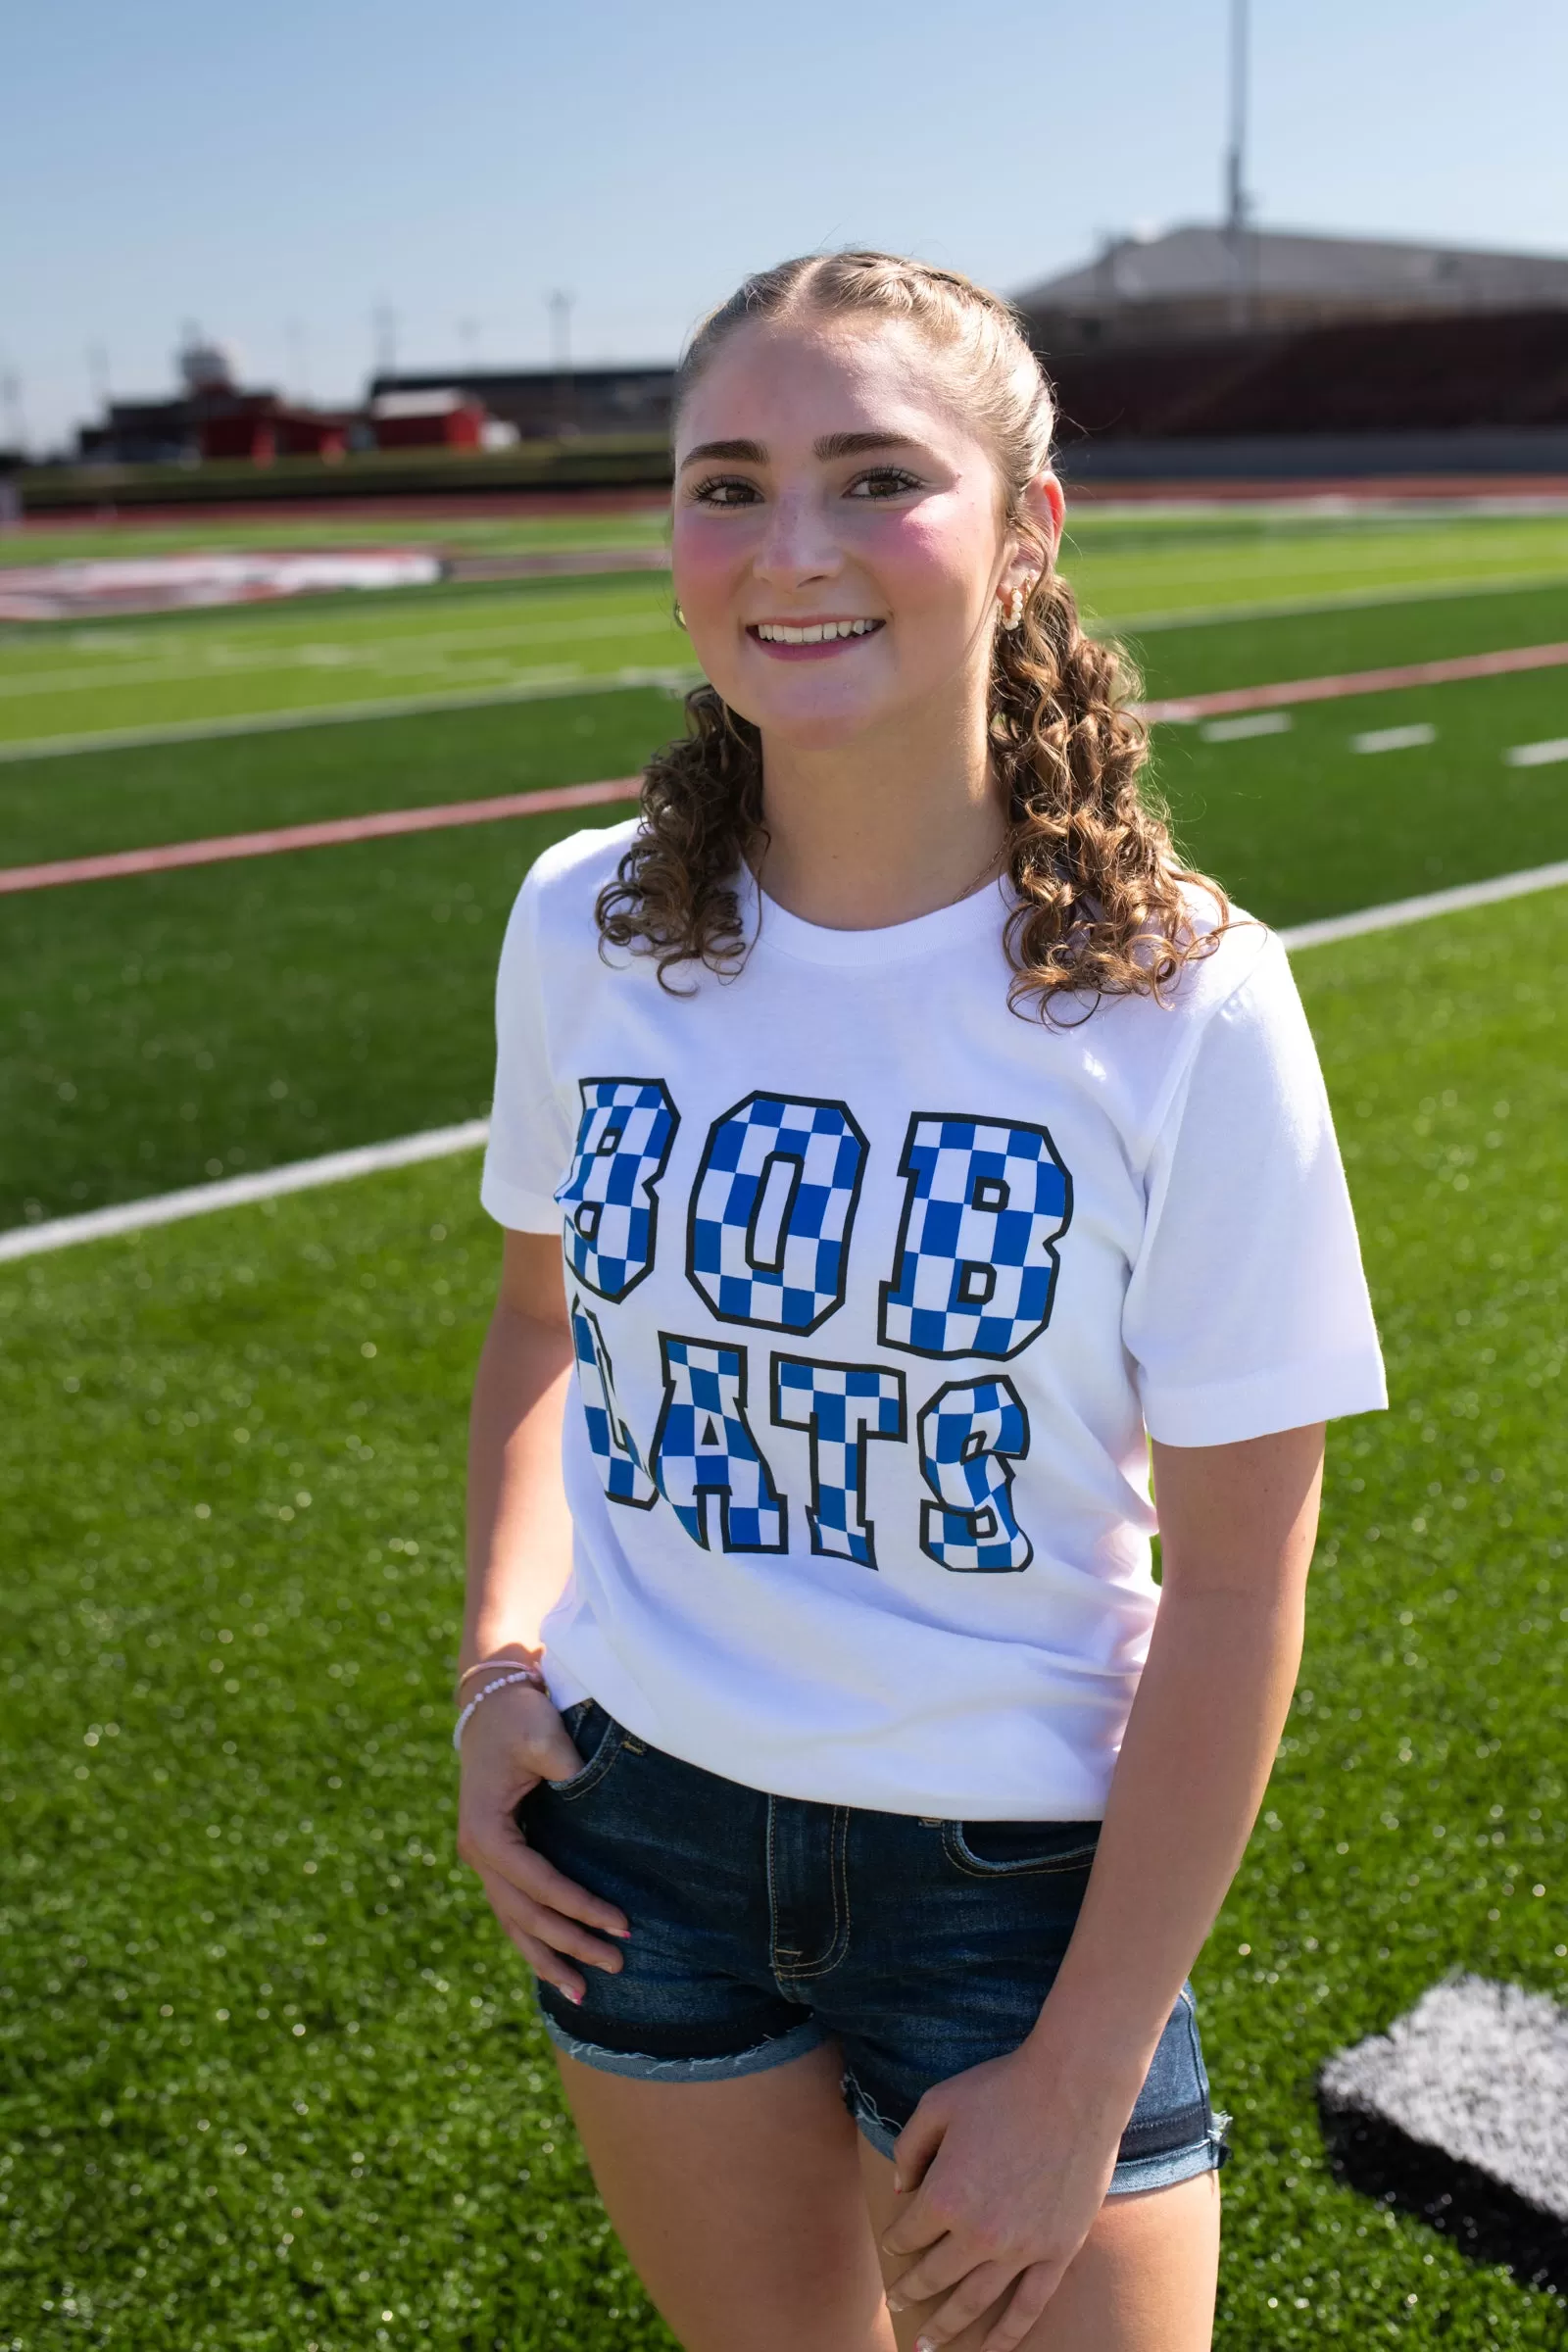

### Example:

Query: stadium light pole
xmin=1224 ymin=0 xmax=1254 ymax=327
xmin=372 ymin=303 xmax=399 ymax=385
xmin=548 ymin=289 xmax=575 ymax=437
xmin=286 ymin=319 xmax=310 ymax=402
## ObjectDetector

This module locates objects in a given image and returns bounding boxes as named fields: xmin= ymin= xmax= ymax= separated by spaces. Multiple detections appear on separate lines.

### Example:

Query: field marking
xmin=0 ymin=608 xmax=679 ymax=702
xmin=1351 ymin=723 xmax=1438 ymax=754
xmin=1505 ymin=736 xmax=1568 ymax=766
xmin=5 ymin=567 xmax=1568 ymax=763
xmin=1097 ymin=564 xmax=1568 ymax=637
xmin=1200 ymin=712 xmax=1293 ymax=743
xmin=3 ymin=859 xmax=1565 ymax=1264
xmin=1278 ymin=857 xmax=1568 ymax=950
xmin=6 ymin=637 xmax=1566 ymax=896
xmin=0 ymin=664 xmax=701 ymax=765
xmin=1318 ymin=1973 xmax=1568 ymax=2228
xmin=0 ymin=777 xmax=640 ymax=895
xmin=1140 ymin=638 xmax=1568 ymax=723
xmin=0 ymin=1123 xmax=491 ymax=1264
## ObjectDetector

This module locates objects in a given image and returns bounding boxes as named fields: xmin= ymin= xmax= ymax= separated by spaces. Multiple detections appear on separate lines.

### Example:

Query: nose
xmin=752 ymin=485 xmax=844 ymax=589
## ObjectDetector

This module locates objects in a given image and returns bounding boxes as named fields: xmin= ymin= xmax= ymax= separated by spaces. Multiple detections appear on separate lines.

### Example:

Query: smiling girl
xmin=454 ymin=253 xmax=1385 ymax=2352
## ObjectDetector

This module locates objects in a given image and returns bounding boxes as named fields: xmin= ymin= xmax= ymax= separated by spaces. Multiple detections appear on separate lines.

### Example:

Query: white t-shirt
xmin=480 ymin=820 xmax=1386 ymax=1819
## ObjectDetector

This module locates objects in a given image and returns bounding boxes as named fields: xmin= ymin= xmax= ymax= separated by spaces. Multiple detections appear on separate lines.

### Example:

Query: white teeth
xmin=756 ymin=618 xmax=879 ymax=643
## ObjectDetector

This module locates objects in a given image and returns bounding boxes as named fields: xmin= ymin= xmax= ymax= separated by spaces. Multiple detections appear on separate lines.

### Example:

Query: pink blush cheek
xmin=669 ymin=514 xmax=743 ymax=621
xmin=860 ymin=505 xmax=989 ymax=610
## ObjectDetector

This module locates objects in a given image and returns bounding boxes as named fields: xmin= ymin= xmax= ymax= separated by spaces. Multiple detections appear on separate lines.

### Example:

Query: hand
xmin=880 ymin=2040 xmax=1135 ymax=2350
xmin=455 ymin=1684 xmax=630 ymax=2003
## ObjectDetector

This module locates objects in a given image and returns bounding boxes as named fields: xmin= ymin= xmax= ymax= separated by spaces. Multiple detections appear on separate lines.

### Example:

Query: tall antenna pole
xmin=372 ymin=302 xmax=399 ymax=382
xmin=1225 ymin=0 xmax=1250 ymax=237
xmin=548 ymin=290 xmax=575 ymax=436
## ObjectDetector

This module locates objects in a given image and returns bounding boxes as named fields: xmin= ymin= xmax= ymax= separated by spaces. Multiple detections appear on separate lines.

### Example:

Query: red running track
xmin=3 ymin=639 xmax=1565 ymax=897
xmin=0 ymin=777 xmax=640 ymax=895
xmin=1137 ymin=637 xmax=1568 ymax=722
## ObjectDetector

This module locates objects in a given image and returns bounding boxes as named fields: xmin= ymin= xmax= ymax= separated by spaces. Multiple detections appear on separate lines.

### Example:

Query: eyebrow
xmin=678 ymin=430 xmax=923 ymax=471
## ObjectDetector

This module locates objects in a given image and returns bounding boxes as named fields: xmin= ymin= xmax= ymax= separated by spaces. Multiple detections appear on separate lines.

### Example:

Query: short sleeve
xmin=1123 ymin=933 xmax=1387 ymax=1446
xmin=479 ymin=872 xmax=573 ymax=1234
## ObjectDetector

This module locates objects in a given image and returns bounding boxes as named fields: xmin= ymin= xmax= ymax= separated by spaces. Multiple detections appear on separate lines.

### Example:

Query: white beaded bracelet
xmin=452 ymin=1665 xmax=549 ymax=1753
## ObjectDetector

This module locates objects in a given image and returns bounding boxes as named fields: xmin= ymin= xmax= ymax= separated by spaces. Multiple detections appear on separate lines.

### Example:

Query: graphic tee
xmin=480 ymin=821 xmax=1386 ymax=1818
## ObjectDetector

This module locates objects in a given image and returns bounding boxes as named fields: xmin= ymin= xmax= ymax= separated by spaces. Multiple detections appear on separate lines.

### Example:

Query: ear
xmin=1003 ymin=468 xmax=1064 ymax=604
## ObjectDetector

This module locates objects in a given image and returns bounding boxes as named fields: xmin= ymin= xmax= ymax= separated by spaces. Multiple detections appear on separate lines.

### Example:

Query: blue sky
xmin=5 ymin=0 xmax=1565 ymax=452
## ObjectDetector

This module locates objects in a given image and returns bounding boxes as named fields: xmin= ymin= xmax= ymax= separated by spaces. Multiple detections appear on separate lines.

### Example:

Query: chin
xmin=722 ymin=679 xmax=894 ymax=752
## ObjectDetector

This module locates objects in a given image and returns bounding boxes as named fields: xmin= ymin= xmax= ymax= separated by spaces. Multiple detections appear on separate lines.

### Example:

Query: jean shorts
xmin=517 ymin=1700 xmax=1230 ymax=2195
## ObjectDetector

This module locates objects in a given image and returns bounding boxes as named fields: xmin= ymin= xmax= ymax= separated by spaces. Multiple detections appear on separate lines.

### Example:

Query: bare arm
xmin=455 ymin=1230 xmax=630 ymax=2000
xmin=1023 ymin=1418 xmax=1324 ymax=2088
xmin=462 ymin=1227 xmax=577 ymax=1672
xmin=882 ymin=1420 xmax=1325 ymax=2349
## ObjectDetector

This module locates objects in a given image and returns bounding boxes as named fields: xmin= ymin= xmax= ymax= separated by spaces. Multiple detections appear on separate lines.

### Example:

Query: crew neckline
xmin=740 ymin=863 xmax=1011 ymax=968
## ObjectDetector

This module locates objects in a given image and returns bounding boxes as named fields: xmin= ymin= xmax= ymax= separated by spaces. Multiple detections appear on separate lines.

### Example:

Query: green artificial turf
xmin=4 ymin=642 xmax=1566 ymax=1231
xmin=1156 ymin=665 xmax=1568 ymax=926
xmin=0 ymin=806 xmax=614 ymax=1233
xmin=4 ymin=580 xmax=1566 ymax=875
xmin=0 ymin=687 xmax=682 ymax=870
xmin=1 ymin=890 xmax=1563 ymax=2348
xmin=1062 ymin=506 xmax=1568 ymax=628
xmin=1126 ymin=578 xmax=1568 ymax=701
xmin=6 ymin=511 xmax=1568 ymax=757
xmin=0 ymin=505 xmax=671 ymax=568
xmin=0 ymin=573 xmax=686 ymax=750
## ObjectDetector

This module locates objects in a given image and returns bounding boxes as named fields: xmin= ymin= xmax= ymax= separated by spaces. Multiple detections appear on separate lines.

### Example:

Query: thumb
xmin=889 ymin=2096 xmax=947 ymax=2203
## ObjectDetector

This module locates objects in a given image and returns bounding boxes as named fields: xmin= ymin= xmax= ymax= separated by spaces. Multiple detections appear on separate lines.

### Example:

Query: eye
xmin=846 ymin=467 xmax=921 ymax=500
xmin=690 ymin=476 xmax=761 ymax=509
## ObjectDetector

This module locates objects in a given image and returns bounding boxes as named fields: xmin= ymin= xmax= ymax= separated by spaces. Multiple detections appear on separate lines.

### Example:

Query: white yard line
xmin=4 ymin=859 xmax=1565 ymax=1265
xmin=0 ymin=1121 xmax=491 ymax=1263
xmin=1278 ymin=858 xmax=1568 ymax=949
xmin=1095 ymin=565 xmax=1568 ymax=636
xmin=4 ymin=569 xmax=1565 ymax=764
xmin=0 ymin=665 xmax=702 ymax=764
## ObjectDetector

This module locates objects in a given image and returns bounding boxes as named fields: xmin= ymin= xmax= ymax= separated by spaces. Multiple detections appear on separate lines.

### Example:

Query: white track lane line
xmin=3 ymin=858 xmax=1566 ymax=1264
xmin=1505 ymin=737 xmax=1568 ymax=766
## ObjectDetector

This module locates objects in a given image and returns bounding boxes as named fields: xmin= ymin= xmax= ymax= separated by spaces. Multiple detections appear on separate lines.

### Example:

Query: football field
xmin=1 ymin=504 xmax=1565 ymax=2348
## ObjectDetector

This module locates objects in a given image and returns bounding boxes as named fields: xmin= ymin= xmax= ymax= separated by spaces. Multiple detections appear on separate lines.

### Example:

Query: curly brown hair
xmin=596 ymin=250 xmax=1228 ymax=1019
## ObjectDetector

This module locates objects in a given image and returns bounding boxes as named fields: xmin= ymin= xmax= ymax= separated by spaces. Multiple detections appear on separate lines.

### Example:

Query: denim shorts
xmin=517 ymin=1700 xmax=1230 ymax=2195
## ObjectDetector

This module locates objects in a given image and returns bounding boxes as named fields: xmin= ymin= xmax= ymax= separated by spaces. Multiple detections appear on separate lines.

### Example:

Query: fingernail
xmin=915 ymin=2336 xmax=936 ymax=2352
xmin=565 ymin=1986 xmax=584 ymax=2005
xmin=611 ymin=1925 xmax=632 ymax=1938
xmin=885 ymin=2292 xmax=905 ymax=2312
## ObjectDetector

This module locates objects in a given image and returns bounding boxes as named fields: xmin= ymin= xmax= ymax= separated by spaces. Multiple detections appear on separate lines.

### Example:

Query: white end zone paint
xmin=1 ymin=858 xmax=1564 ymax=1264
xmin=1319 ymin=1974 xmax=1568 ymax=2227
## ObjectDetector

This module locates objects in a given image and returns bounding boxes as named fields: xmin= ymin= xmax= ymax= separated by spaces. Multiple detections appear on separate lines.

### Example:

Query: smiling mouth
xmin=749 ymin=618 xmax=884 ymax=645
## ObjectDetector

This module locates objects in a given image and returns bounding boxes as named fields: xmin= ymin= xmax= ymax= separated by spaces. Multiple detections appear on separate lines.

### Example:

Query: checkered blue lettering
xmin=879 ymin=1114 xmax=1072 ymax=1359
xmin=652 ymin=1335 xmax=786 ymax=1552
xmin=555 ymin=1078 xmax=678 ymax=1301
xmin=570 ymin=1294 xmax=656 ymax=1509
xmin=688 ymin=1093 xmax=867 ymax=1333
xmin=916 ymin=1377 xmax=1033 ymax=1572
xmin=771 ymin=1356 xmax=906 ymax=1569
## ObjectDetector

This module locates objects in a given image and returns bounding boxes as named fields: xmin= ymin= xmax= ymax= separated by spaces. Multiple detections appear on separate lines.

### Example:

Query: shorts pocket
xmin=941 ymin=1818 xmax=1102 ymax=1878
xmin=542 ymin=1700 xmax=626 ymax=1802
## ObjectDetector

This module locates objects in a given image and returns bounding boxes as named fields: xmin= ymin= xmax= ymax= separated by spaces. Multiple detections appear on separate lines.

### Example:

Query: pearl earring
xmin=1000 ymin=586 xmax=1026 ymax=631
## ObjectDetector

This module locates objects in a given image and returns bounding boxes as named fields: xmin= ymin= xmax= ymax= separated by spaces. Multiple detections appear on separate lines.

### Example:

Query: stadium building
xmin=1014 ymin=224 xmax=1568 ymax=482
xmin=366 ymin=365 xmax=674 ymax=443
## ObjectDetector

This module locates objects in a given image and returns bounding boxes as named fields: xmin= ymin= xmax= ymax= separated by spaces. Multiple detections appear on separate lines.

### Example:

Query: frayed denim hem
xmin=846 ymin=2082 xmax=1233 ymax=2191
xmin=537 ymin=2009 xmax=827 ymax=2083
xmin=1106 ymin=2112 xmax=1232 ymax=2195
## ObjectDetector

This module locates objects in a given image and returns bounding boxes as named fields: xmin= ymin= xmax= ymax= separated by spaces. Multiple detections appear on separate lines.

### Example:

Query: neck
xmin=753 ymin=689 xmax=1006 ymax=932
